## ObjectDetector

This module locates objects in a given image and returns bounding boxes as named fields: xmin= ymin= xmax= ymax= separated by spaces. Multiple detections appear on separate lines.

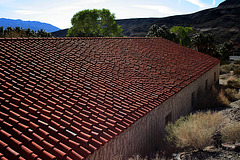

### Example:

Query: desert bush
xmin=128 ymin=155 xmax=147 ymax=160
xmin=234 ymin=60 xmax=240 ymax=65
xmin=220 ymin=64 xmax=240 ymax=74
xmin=165 ymin=112 xmax=225 ymax=150
xmin=217 ymin=89 xmax=231 ymax=107
xmin=224 ymin=88 xmax=239 ymax=102
xmin=128 ymin=153 xmax=164 ymax=160
xmin=233 ymin=67 xmax=240 ymax=77
xmin=221 ymin=122 xmax=240 ymax=143
xmin=198 ymin=86 xmax=230 ymax=109
xmin=219 ymin=74 xmax=228 ymax=79
xmin=227 ymin=77 xmax=240 ymax=89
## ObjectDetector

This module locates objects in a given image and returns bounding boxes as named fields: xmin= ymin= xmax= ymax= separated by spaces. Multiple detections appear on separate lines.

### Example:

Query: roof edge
xmin=0 ymin=37 xmax=164 ymax=40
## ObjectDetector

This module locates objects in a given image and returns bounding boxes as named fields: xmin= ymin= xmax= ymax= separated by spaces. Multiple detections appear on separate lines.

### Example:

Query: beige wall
xmin=86 ymin=63 xmax=220 ymax=160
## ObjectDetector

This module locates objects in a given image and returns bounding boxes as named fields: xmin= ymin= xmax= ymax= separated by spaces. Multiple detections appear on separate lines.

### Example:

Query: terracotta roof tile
xmin=0 ymin=37 xmax=220 ymax=159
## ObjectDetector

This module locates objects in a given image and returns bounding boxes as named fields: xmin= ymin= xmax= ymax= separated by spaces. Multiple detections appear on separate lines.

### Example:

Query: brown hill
xmin=52 ymin=0 xmax=240 ymax=44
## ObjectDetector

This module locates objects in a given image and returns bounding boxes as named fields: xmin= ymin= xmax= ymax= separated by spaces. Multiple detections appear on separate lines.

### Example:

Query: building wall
xmin=86 ymin=63 xmax=220 ymax=160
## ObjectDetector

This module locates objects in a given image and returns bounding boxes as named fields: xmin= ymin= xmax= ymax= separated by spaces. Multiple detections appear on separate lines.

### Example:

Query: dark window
xmin=192 ymin=91 xmax=195 ymax=107
xmin=205 ymin=79 xmax=208 ymax=91
xmin=214 ymin=72 xmax=216 ymax=82
xmin=165 ymin=112 xmax=172 ymax=125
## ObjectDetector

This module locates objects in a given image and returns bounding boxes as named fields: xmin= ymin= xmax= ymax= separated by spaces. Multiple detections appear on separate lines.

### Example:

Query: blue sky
xmin=0 ymin=0 xmax=225 ymax=29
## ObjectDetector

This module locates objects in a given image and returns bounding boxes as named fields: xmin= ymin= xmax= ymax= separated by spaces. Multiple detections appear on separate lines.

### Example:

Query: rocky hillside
xmin=218 ymin=0 xmax=240 ymax=8
xmin=52 ymin=0 xmax=240 ymax=44
xmin=116 ymin=0 xmax=240 ymax=43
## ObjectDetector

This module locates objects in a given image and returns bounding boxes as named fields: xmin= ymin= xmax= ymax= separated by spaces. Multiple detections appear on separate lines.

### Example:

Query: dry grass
xmin=234 ymin=60 xmax=240 ymax=65
xmin=227 ymin=76 xmax=240 ymax=89
xmin=221 ymin=64 xmax=239 ymax=74
xmin=224 ymin=88 xmax=240 ymax=102
xmin=128 ymin=155 xmax=147 ymax=160
xmin=234 ymin=68 xmax=240 ymax=77
xmin=128 ymin=153 xmax=165 ymax=160
xmin=221 ymin=122 xmax=240 ymax=143
xmin=219 ymin=74 xmax=229 ymax=80
xmin=165 ymin=112 xmax=226 ymax=150
xmin=220 ymin=63 xmax=240 ymax=75
xmin=198 ymin=86 xmax=230 ymax=109
xmin=218 ymin=89 xmax=231 ymax=107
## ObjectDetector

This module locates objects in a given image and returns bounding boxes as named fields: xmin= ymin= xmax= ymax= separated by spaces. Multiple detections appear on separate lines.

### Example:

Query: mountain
xmin=218 ymin=0 xmax=240 ymax=8
xmin=116 ymin=0 xmax=240 ymax=43
xmin=0 ymin=18 xmax=60 ymax=32
xmin=52 ymin=29 xmax=69 ymax=37
xmin=52 ymin=0 xmax=240 ymax=44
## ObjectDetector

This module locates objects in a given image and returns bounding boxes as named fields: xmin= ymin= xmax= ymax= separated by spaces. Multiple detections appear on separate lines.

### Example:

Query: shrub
xmin=128 ymin=155 xmax=147 ymax=160
xmin=224 ymin=88 xmax=239 ymax=102
xmin=221 ymin=122 xmax=240 ymax=143
xmin=234 ymin=60 xmax=240 ymax=65
xmin=220 ymin=64 xmax=240 ymax=74
xmin=233 ymin=68 xmax=240 ymax=77
xmin=128 ymin=153 xmax=164 ymax=160
xmin=217 ymin=89 xmax=230 ymax=107
xmin=165 ymin=112 xmax=225 ymax=150
xmin=227 ymin=77 xmax=240 ymax=89
xmin=198 ymin=86 xmax=230 ymax=109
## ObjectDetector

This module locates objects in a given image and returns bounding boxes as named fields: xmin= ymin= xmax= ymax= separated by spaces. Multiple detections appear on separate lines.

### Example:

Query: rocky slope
xmin=116 ymin=0 xmax=240 ymax=43
xmin=52 ymin=0 xmax=240 ymax=44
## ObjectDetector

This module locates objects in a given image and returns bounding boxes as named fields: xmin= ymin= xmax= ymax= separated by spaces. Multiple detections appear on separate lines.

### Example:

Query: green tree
xmin=146 ymin=24 xmax=160 ymax=37
xmin=170 ymin=26 xmax=193 ymax=47
xmin=216 ymin=41 xmax=233 ymax=61
xmin=191 ymin=32 xmax=215 ymax=55
xmin=0 ymin=26 xmax=3 ymax=37
xmin=0 ymin=26 xmax=51 ymax=38
xmin=4 ymin=27 xmax=13 ymax=37
xmin=14 ymin=26 xmax=22 ymax=33
xmin=146 ymin=24 xmax=179 ymax=43
xmin=67 ymin=9 xmax=123 ymax=37
xmin=37 ymin=29 xmax=50 ymax=37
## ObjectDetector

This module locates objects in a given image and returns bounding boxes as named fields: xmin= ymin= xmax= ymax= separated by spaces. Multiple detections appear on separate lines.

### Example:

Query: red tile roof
xmin=0 ymin=37 xmax=220 ymax=159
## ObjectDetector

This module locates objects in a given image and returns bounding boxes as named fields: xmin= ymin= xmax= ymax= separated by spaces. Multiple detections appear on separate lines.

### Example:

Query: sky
xmin=0 ymin=0 xmax=225 ymax=29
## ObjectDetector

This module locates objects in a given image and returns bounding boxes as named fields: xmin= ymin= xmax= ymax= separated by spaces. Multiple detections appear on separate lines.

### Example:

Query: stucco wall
xmin=86 ymin=63 xmax=220 ymax=160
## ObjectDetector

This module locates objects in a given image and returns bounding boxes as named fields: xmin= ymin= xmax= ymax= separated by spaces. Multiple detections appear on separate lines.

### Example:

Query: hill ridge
xmin=0 ymin=18 xmax=60 ymax=32
xmin=52 ymin=0 xmax=240 ymax=43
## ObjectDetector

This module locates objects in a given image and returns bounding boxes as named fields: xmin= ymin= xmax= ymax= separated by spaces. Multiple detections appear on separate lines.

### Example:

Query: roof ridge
xmin=0 ymin=37 xmax=164 ymax=41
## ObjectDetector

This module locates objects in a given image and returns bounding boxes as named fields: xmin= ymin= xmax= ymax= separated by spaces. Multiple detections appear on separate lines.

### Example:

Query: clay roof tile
xmin=0 ymin=37 xmax=220 ymax=159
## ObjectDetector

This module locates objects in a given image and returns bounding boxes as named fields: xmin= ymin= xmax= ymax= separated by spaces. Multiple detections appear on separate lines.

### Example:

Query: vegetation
xmin=197 ymin=86 xmax=230 ymax=110
xmin=67 ymin=9 xmax=123 ymax=37
xmin=215 ymin=41 xmax=234 ymax=61
xmin=170 ymin=26 xmax=194 ymax=47
xmin=128 ymin=153 xmax=164 ymax=160
xmin=146 ymin=25 xmax=179 ymax=43
xmin=224 ymin=88 xmax=239 ymax=102
xmin=234 ymin=60 xmax=240 ymax=65
xmin=221 ymin=122 xmax=240 ymax=143
xmin=220 ymin=63 xmax=240 ymax=74
xmin=146 ymin=24 xmax=235 ymax=62
xmin=217 ymin=89 xmax=231 ymax=107
xmin=0 ymin=26 xmax=52 ymax=38
xmin=191 ymin=32 xmax=215 ymax=56
xmin=233 ymin=68 xmax=240 ymax=77
xmin=227 ymin=78 xmax=240 ymax=89
xmin=166 ymin=112 xmax=225 ymax=150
